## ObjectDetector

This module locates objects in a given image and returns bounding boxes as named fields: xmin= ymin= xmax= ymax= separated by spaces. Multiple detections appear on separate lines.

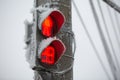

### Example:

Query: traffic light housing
xmin=25 ymin=1 xmax=73 ymax=80
xmin=37 ymin=8 xmax=66 ymax=67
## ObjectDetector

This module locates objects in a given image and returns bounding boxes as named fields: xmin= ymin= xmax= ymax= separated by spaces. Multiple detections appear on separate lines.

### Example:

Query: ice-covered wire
xmin=97 ymin=0 xmax=120 ymax=73
xmin=72 ymin=0 xmax=112 ymax=80
xmin=103 ymin=0 xmax=120 ymax=13
xmin=107 ymin=6 xmax=120 ymax=47
xmin=67 ymin=30 xmax=76 ymax=57
xmin=89 ymin=0 xmax=118 ymax=80
xmin=61 ymin=28 xmax=76 ymax=58
xmin=114 ymin=11 xmax=120 ymax=37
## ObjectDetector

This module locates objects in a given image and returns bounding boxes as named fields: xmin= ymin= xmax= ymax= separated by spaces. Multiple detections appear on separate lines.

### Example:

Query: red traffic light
xmin=41 ymin=10 xmax=65 ymax=37
xmin=41 ymin=45 xmax=55 ymax=65
xmin=39 ymin=38 xmax=66 ymax=65
xmin=42 ymin=16 xmax=54 ymax=37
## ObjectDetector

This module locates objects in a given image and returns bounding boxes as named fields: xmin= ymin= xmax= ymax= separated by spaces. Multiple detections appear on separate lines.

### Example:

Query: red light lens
xmin=42 ymin=16 xmax=54 ymax=37
xmin=40 ymin=40 xmax=66 ymax=65
xmin=41 ymin=46 xmax=55 ymax=65
xmin=41 ymin=11 xmax=65 ymax=37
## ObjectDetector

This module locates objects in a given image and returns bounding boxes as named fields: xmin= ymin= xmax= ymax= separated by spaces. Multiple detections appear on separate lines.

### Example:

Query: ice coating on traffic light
xmin=25 ymin=21 xmax=36 ymax=68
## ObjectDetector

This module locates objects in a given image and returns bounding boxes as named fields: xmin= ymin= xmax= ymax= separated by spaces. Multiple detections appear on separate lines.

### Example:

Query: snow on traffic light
xmin=36 ymin=7 xmax=66 ymax=66
xmin=38 ymin=9 xmax=65 ymax=37
xmin=38 ymin=37 xmax=66 ymax=65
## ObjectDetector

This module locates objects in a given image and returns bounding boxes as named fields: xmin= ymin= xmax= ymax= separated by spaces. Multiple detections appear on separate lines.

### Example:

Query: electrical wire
xmin=97 ymin=0 xmax=120 ymax=72
xmin=107 ymin=6 xmax=120 ymax=47
xmin=62 ymin=30 xmax=76 ymax=57
xmin=114 ymin=11 xmax=120 ymax=39
xmin=72 ymin=0 xmax=111 ymax=80
xmin=89 ymin=0 xmax=118 ymax=80
xmin=103 ymin=0 xmax=120 ymax=13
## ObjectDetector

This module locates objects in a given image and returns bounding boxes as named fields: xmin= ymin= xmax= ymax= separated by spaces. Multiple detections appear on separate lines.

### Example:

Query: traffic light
xmin=38 ymin=38 xmax=66 ymax=65
xmin=37 ymin=8 xmax=66 ymax=66
xmin=38 ymin=9 xmax=65 ymax=37
xmin=25 ymin=2 xmax=74 ymax=80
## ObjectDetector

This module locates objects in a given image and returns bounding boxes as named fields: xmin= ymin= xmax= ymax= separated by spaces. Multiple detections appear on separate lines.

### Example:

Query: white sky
xmin=0 ymin=0 xmax=120 ymax=80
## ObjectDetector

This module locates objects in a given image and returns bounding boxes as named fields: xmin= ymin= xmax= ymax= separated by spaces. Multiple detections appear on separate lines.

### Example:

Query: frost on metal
xmin=38 ymin=37 xmax=58 ymax=57
xmin=38 ymin=37 xmax=66 ymax=61
xmin=35 ymin=5 xmax=61 ymax=31
xmin=32 ymin=2 xmax=59 ymax=13
xmin=24 ymin=20 xmax=33 ymax=44
xmin=31 ymin=2 xmax=61 ymax=30
xmin=25 ymin=21 xmax=36 ymax=68
xmin=38 ymin=8 xmax=57 ymax=30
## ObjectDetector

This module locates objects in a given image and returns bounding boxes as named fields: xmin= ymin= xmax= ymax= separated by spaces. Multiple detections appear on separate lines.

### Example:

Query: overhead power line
xmin=72 ymin=0 xmax=111 ymax=80
xmin=103 ymin=0 xmax=120 ymax=13
xmin=97 ymin=0 xmax=120 ymax=72
xmin=114 ymin=11 xmax=120 ymax=37
xmin=89 ymin=0 xmax=118 ymax=80
xmin=107 ymin=6 xmax=120 ymax=47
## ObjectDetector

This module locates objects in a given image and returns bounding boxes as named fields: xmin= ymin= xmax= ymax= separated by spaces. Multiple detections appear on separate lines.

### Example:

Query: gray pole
xmin=34 ymin=0 xmax=73 ymax=80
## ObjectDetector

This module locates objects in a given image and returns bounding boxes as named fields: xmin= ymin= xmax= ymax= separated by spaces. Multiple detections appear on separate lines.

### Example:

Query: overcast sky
xmin=0 ymin=0 xmax=120 ymax=80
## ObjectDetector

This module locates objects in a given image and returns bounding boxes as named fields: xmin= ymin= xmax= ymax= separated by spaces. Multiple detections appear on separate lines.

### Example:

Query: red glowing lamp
xmin=41 ymin=45 xmax=55 ymax=65
xmin=39 ymin=38 xmax=66 ymax=65
xmin=40 ymin=10 xmax=65 ymax=37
